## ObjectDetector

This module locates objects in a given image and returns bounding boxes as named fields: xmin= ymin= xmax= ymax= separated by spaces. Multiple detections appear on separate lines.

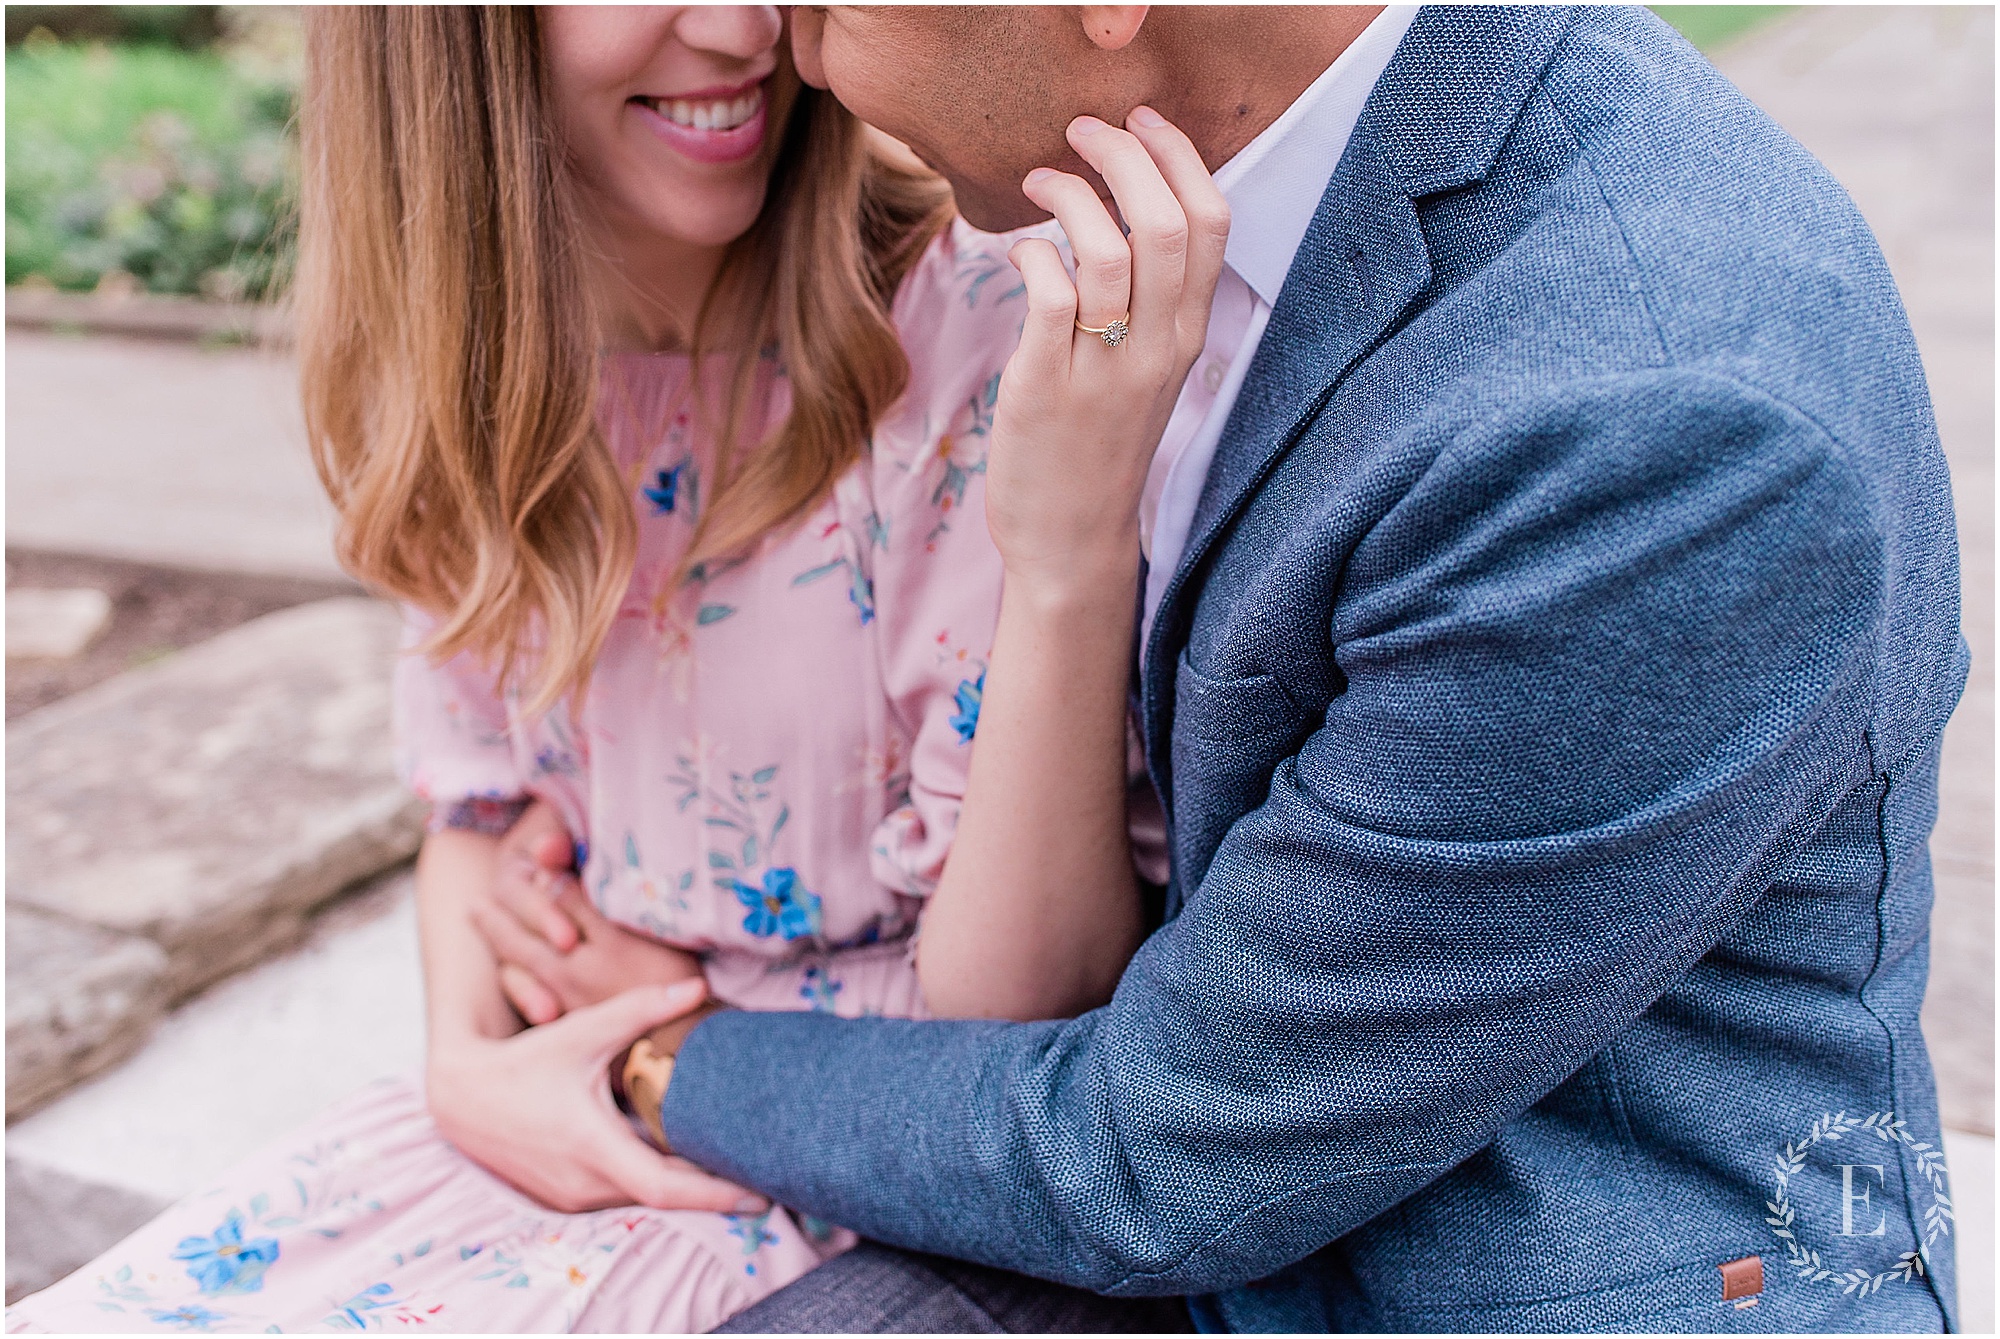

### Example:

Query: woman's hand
xmin=986 ymin=107 xmax=1230 ymax=603
xmin=425 ymin=979 xmax=765 ymax=1215
xmin=475 ymin=801 xmax=704 ymax=1025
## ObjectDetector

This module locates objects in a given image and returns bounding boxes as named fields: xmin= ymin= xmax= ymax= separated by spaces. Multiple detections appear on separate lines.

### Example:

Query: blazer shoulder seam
xmin=1536 ymin=79 xmax=1675 ymax=371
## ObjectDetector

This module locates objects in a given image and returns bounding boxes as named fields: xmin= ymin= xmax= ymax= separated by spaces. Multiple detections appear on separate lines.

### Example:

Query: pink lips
xmin=633 ymin=82 xmax=768 ymax=166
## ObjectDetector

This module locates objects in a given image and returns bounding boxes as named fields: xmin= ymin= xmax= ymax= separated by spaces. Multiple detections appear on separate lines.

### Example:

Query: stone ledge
xmin=5 ymin=287 xmax=290 ymax=347
xmin=5 ymin=868 xmax=422 ymax=1304
xmin=5 ymin=907 xmax=169 ymax=1122
xmin=6 ymin=598 xmax=425 ymax=1005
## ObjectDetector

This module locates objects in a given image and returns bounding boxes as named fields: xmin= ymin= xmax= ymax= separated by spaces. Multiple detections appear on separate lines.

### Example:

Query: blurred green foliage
xmin=3 ymin=5 xmax=1786 ymax=302
xmin=5 ymin=6 xmax=223 ymax=50
xmin=1650 ymin=6 xmax=1792 ymax=52
xmin=5 ymin=23 xmax=296 ymax=299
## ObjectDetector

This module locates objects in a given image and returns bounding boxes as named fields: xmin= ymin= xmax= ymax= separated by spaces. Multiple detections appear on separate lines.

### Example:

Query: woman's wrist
xmin=1000 ymin=542 xmax=1143 ymax=623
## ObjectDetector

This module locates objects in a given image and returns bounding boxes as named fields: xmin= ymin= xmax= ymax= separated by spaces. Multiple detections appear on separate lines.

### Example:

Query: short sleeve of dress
xmin=391 ymin=606 xmax=529 ymax=834
xmin=862 ymin=221 xmax=1171 ymax=897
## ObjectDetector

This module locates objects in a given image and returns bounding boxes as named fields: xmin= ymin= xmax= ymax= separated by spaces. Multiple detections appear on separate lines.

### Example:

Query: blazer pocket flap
xmin=1174 ymin=651 xmax=1299 ymax=745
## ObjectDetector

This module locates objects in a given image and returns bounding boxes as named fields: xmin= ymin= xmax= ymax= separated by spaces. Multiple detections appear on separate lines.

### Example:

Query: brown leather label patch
xmin=1720 ymin=1255 xmax=1764 ymax=1301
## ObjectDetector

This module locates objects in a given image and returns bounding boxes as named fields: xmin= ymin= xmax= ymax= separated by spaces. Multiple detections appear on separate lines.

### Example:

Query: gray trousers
xmin=712 ymin=1242 xmax=1196 ymax=1333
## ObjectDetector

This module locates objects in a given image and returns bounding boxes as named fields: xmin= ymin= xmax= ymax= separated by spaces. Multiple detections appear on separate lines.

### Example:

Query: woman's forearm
xmin=416 ymin=829 xmax=524 ymax=1049
xmin=919 ymin=555 xmax=1145 ymax=1021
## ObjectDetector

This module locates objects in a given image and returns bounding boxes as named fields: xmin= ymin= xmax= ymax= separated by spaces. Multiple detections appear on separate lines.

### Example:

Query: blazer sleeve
xmin=659 ymin=370 xmax=1890 ymax=1296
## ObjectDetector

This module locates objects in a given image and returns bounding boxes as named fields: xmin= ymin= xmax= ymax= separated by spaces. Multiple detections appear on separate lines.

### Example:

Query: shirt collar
xmin=1211 ymin=5 xmax=1421 ymax=309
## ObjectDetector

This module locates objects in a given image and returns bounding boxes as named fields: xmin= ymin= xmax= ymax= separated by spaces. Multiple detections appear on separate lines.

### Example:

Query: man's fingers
xmin=493 ymin=852 xmax=581 ymax=953
xmin=502 ymin=798 xmax=570 ymax=860
xmin=1007 ymin=237 xmax=1079 ymax=385
xmin=530 ymin=828 xmax=575 ymax=874
xmin=499 ymin=963 xmax=563 ymax=1026
xmin=470 ymin=898 xmax=570 ymax=980
xmin=551 ymin=875 xmax=611 ymax=937
xmin=564 ymin=980 xmax=711 ymax=1067
xmin=1022 ymin=166 xmax=1131 ymax=332
xmin=1125 ymin=106 xmax=1230 ymax=352
xmin=1065 ymin=114 xmax=1189 ymax=340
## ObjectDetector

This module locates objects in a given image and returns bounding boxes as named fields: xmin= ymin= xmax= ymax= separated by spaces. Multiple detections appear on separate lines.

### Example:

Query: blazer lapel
xmin=1139 ymin=5 xmax=1576 ymax=794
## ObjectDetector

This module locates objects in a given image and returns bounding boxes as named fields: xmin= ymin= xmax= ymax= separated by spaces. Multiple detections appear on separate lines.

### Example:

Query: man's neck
xmin=1143 ymin=6 xmax=1385 ymax=172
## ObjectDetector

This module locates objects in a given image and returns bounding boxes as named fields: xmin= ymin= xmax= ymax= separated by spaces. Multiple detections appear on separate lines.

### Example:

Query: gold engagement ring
xmin=1075 ymin=315 xmax=1130 ymax=347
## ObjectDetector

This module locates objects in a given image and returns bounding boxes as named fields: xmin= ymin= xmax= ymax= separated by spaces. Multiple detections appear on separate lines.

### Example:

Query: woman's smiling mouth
xmin=633 ymin=82 xmax=767 ymax=165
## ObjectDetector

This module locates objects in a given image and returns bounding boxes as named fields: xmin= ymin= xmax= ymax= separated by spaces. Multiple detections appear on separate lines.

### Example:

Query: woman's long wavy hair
xmin=297 ymin=8 xmax=952 ymax=717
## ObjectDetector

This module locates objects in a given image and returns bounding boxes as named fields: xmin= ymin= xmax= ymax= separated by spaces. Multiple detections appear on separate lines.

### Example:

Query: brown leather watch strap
xmin=622 ymin=1038 xmax=676 ymax=1151
xmin=612 ymin=1000 xmax=732 ymax=1152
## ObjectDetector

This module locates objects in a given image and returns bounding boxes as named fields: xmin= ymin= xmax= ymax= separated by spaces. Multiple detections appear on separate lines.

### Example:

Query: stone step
xmin=5 ymin=908 xmax=169 ymax=1121
xmin=6 ymin=587 xmax=113 ymax=660
xmin=6 ymin=867 xmax=424 ymax=1303
xmin=5 ymin=597 xmax=425 ymax=1118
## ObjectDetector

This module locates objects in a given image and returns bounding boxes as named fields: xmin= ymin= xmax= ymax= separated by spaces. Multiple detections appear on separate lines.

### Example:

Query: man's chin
xmin=949 ymin=187 xmax=1050 ymax=236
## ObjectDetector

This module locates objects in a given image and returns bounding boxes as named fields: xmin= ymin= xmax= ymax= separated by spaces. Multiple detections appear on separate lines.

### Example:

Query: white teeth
xmin=650 ymin=86 xmax=761 ymax=132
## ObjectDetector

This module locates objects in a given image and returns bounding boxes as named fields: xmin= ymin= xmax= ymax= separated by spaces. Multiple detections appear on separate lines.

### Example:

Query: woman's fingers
xmin=1124 ymin=106 xmax=1231 ymax=353
xmin=592 ymin=1119 xmax=766 ymax=1214
xmin=563 ymin=980 xmax=711 ymax=1069
xmin=1021 ymin=167 xmax=1130 ymax=334
xmin=1007 ymin=237 xmax=1080 ymax=386
xmin=1064 ymin=115 xmax=1188 ymax=342
xmin=556 ymin=983 xmax=764 ymax=1212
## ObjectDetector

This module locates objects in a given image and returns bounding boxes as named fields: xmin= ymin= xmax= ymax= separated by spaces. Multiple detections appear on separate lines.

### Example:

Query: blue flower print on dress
xmin=948 ymin=671 xmax=985 ymax=744
xmin=172 ymin=1210 xmax=279 ymax=1295
xmin=733 ymin=868 xmax=822 ymax=940
xmin=800 ymin=965 xmax=843 ymax=1012
xmin=643 ymin=462 xmax=687 ymax=515
xmin=325 ymin=1281 xmax=399 ymax=1330
xmin=724 ymin=1211 xmax=781 ymax=1277
xmin=145 ymin=1302 xmax=230 ymax=1331
xmin=848 ymin=565 xmax=876 ymax=626
xmin=791 ymin=555 xmax=876 ymax=626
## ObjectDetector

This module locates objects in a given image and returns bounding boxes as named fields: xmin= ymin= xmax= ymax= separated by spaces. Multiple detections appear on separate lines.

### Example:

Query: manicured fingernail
xmin=1024 ymin=167 xmax=1056 ymax=188
xmin=1070 ymin=115 xmax=1107 ymax=137
xmin=1130 ymin=105 xmax=1166 ymax=129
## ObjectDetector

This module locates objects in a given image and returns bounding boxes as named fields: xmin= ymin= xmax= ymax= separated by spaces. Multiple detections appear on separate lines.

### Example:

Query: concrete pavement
xmin=5 ymin=331 xmax=343 ymax=580
xmin=1716 ymin=1 xmax=1994 ymax=1148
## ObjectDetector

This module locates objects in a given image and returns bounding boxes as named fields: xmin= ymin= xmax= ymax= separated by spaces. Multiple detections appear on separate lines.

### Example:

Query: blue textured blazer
xmin=663 ymin=8 xmax=1965 ymax=1331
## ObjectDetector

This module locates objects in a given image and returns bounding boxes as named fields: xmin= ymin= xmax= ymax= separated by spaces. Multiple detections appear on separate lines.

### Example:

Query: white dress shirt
xmin=1139 ymin=6 xmax=1419 ymax=649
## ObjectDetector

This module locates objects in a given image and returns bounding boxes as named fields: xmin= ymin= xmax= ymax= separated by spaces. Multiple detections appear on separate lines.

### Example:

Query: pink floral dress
xmin=7 ymin=221 xmax=1165 ymax=1335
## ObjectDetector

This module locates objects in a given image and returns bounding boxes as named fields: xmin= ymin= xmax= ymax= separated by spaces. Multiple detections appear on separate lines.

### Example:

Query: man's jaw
xmin=953 ymin=189 xmax=1052 ymax=235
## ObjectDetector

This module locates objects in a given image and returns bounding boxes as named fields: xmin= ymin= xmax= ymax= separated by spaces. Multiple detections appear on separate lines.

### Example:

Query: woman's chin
xmin=630 ymin=193 xmax=770 ymax=254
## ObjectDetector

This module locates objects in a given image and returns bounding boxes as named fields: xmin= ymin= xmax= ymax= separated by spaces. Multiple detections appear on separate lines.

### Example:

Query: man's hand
xmin=425 ymin=980 xmax=764 ymax=1215
xmin=478 ymin=801 xmax=703 ymax=1025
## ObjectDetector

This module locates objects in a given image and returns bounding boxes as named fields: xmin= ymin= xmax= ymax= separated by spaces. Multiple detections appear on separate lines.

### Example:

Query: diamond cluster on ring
xmin=1099 ymin=319 xmax=1128 ymax=347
